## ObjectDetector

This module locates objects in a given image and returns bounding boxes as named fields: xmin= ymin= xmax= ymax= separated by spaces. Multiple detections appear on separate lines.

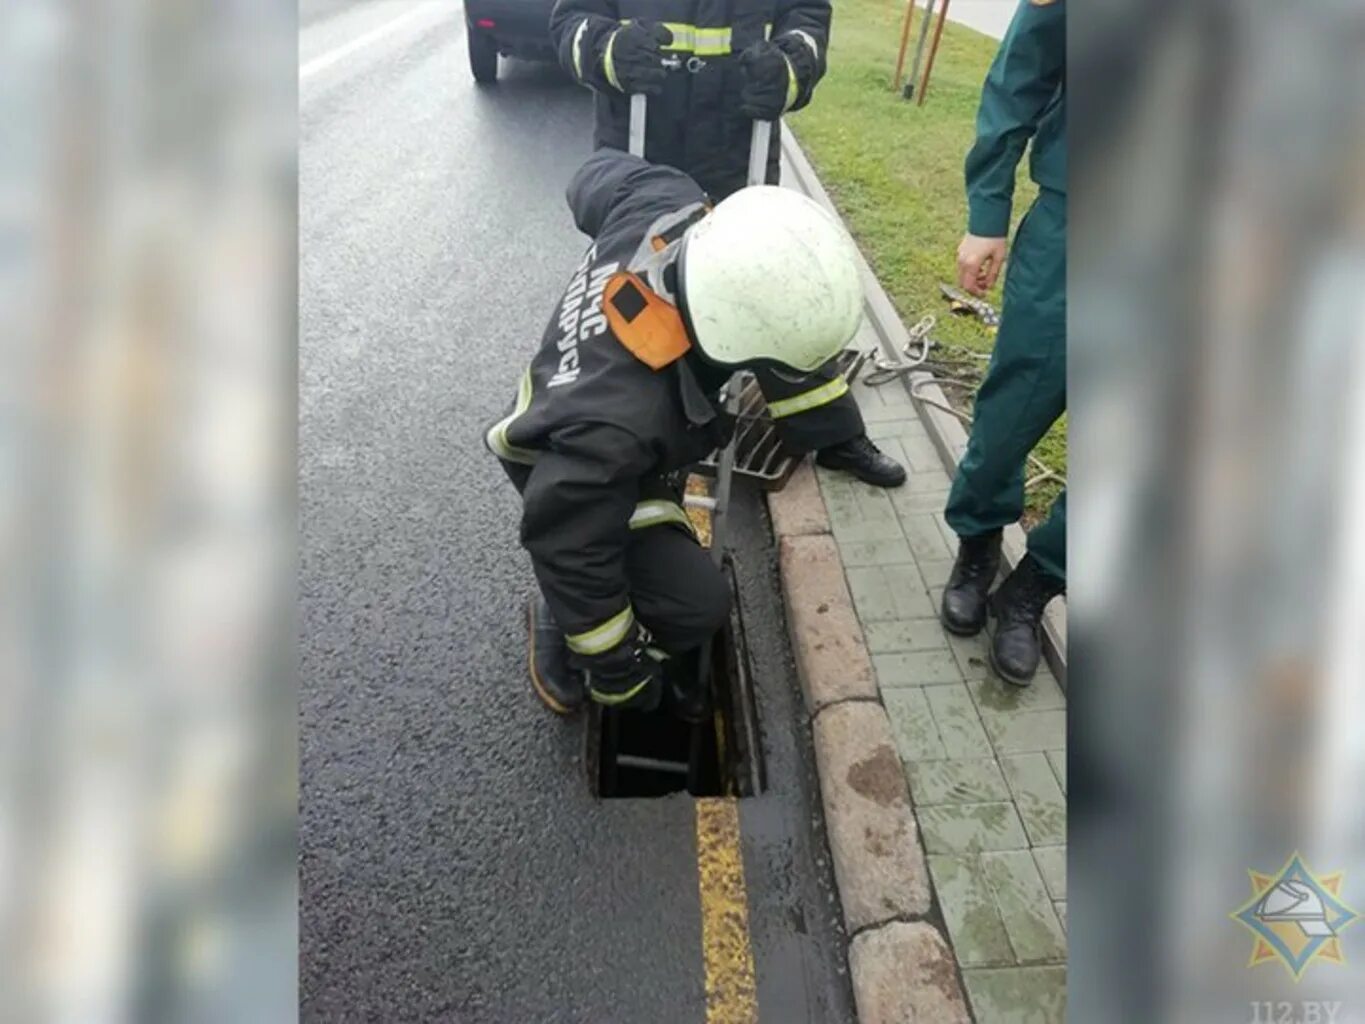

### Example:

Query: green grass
xmin=788 ymin=0 xmax=1064 ymax=519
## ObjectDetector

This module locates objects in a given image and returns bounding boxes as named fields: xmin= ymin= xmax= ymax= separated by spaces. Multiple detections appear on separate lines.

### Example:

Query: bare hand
xmin=956 ymin=233 xmax=1008 ymax=296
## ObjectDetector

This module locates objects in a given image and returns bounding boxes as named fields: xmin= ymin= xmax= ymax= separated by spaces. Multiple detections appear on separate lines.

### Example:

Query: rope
xmin=859 ymin=314 xmax=1063 ymax=493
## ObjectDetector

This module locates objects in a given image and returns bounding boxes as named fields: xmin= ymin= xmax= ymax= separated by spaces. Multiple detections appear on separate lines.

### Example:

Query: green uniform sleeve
xmin=964 ymin=0 xmax=1065 ymax=237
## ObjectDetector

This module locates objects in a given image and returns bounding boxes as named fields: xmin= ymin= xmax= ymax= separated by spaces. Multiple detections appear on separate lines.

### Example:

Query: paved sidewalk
xmin=823 ymin=362 xmax=1068 ymax=1022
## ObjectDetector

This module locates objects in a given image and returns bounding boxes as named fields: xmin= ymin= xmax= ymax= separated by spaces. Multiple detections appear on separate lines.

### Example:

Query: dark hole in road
xmin=586 ymin=562 xmax=766 ymax=799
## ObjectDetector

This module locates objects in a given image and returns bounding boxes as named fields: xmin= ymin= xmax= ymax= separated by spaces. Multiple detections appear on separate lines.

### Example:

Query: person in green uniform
xmin=939 ymin=0 xmax=1065 ymax=686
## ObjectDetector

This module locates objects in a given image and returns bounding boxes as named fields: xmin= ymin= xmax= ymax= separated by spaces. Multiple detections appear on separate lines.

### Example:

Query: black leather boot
xmin=815 ymin=435 xmax=908 ymax=488
xmin=527 ymin=596 xmax=585 ymax=714
xmin=941 ymin=530 xmax=1002 ymax=636
xmin=661 ymin=648 xmax=712 ymax=725
xmin=989 ymin=555 xmax=1065 ymax=686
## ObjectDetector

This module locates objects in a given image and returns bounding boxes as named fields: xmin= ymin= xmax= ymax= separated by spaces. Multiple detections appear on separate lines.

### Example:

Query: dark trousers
xmin=622 ymin=525 xmax=731 ymax=656
xmin=945 ymin=188 xmax=1067 ymax=580
xmin=754 ymin=361 xmax=866 ymax=453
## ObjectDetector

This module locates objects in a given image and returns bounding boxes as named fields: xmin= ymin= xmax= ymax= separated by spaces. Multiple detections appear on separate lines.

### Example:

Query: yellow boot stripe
xmin=566 ymin=605 xmax=634 ymax=656
xmin=589 ymin=674 xmax=652 ymax=706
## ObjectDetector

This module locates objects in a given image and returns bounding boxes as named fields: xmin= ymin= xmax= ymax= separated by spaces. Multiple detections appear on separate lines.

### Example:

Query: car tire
xmin=468 ymin=29 xmax=498 ymax=84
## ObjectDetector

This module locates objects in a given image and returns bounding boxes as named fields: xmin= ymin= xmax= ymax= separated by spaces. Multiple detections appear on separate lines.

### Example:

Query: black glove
xmin=581 ymin=624 xmax=664 ymax=712
xmin=603 ymin=21 xmax=673 ymax=96
xmin=739 ymin=42 xmax=796 ymax=120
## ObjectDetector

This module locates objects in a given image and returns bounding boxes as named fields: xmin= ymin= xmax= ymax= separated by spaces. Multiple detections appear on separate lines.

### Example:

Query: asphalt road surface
xmin=299 ymin=4 xmax=856 ymax=1021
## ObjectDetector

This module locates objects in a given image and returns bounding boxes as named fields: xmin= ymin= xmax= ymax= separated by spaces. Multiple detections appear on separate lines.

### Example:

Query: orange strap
xmin=603 ymin=271 xmax=691 ymax=370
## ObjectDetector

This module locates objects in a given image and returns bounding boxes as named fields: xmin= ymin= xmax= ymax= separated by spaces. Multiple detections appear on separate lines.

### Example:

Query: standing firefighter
xmin=939 ymin=0 xmax=1066 ymax=685
xmin=548 ymin=0 xmax=907 ymax=488
xmin=486 ymin=150 xmax=865 ymax=715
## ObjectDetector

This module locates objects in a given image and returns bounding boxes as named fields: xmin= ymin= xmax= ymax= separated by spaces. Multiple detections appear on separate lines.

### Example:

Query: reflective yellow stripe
xmin=485 ymin=368 xmax=539 ymax=464
xmin=692 ymin=27 xmax=732 ymax=56
xmin=571 ymin=20 xmax=589 ymax=80
xmin=604 ymin=30 xmax=621 ymax=90
xmin=628 ymin=499 xmax=695 ymax=533
xmin=782 ymin=52 xmax=798 ymax=111
xmin=566 ymin=604 xmax=634 ymax=656
xmin=590 ymin=674 xmax=652 ymax=706
xmin=618 ymin=20 xmax=768 ymax=57
xmin=767 ymin=376 xmax=850 ymax=419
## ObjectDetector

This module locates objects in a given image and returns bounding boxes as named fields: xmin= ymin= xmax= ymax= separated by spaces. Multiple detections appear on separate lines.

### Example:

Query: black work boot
xmin=662 ymin=650 xmax=712 ymax=725
xmin=941 ymin=530 xmax=1003 ymax=636
xmin=815 ymin=435 xmax=908 ymax=488
xmin=988 ymin=555 xmax=1065 ymax=686
xmin=527 ymin=597 xmax=586 ymax=714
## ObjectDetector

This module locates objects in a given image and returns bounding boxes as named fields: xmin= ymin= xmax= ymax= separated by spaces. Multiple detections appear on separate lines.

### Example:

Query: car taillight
xmin=476 ymin=18 xmax=495 ymax=28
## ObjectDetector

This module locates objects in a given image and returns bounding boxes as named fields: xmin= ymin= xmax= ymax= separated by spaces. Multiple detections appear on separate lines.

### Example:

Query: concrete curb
xmin=778 ymin=534 xmax=879 ymax=711
xmin=770 ymin=472 xmax=968 ymax=1022
xmin=850 ymin=922 xmax=973 ymax=1024
xmin=779 ymin=126 xmax=1067 ymax=690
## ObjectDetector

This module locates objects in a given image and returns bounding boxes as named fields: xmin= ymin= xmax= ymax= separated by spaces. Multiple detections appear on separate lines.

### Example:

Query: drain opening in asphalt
xmin=587 ymin=571 xmax=765 ymax=799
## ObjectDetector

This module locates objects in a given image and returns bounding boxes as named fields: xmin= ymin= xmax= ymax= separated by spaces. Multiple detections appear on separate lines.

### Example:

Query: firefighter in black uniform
xmin=548 ymin=0 xmax=907 ymax=488
xmin=487 ymin=149 xmax=866 ymax=715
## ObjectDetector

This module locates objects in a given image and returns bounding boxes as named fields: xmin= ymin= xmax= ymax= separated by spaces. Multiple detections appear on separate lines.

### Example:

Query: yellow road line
xmin=695 ymin=798 xmax=758 ymax=1024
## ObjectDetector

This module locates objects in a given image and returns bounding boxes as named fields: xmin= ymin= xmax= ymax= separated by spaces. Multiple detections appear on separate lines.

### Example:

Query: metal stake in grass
xmin=903 ymin=0 xmax=938 ymax=100
xmin=916 ymin=0 xmax=951 ymax=107
xmin=892 ymin=0 xmax=918 ymax=92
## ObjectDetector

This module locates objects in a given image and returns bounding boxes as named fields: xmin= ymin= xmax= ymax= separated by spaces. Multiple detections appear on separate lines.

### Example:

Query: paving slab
xmin=916 ymin=556 xmax=954 ymax=588
xmin=946 ymin=630 xmax=995 ymax=680
xmin=1046 ymin=749 xmax=1066 ymax=794
xmin=918 ymin=802 xmax=1029 ymax=855
xmin=927 ymin=853 xmax=1015 ymax=967
xmin=863 ymin=618 xmax=950 ymax=654
xmin=907 ymin=759 xmax=1010 ymax=806
xmin=883 ymin=687 xmax=948 ymax=762
xmin=847 ymin=564 xmax=935 ymax=622
xmin=978 ymin=709 xmax=1067 ymax=756
xmin=980 ymin=851 xmax=1067 ymax=963
xmin=887 ymin=485 xmax=953 ymax=515
xmin=961 ymin=966 xmax=1068 ymax=1024
xmin=1032 ymin=846 xmax=1066 ymax=902
xmin=999 ymin=753 xmax=1067 ymax=847
xmin=873 ymin=649 xmax=962 ymax=688
xmin=924 ymin=683 xmax=993 ymax=758
xmin=968 ymin=673 xmax=1067 ymax=715
xmin=900 ymin=513 xmax=955 ymax=562
xmin=838 ymin=537 xmax=917 ymax=568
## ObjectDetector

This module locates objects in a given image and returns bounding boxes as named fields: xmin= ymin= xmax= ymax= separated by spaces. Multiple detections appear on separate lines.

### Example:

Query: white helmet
xmin=679 ymin=186 xmax=863 ymax=373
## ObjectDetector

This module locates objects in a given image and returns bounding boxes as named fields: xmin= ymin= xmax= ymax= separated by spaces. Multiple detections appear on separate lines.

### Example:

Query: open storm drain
xmin=585 ymin=564 xmax=766 ymax=799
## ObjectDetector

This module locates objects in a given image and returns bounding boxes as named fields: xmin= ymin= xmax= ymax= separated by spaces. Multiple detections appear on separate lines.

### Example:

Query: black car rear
xmin=464 ymin=0 xmax=558 ymax=83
